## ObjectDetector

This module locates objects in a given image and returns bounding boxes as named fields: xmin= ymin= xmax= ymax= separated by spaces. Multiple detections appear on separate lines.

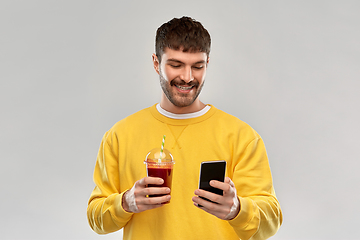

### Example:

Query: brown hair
xmin=155 ymin=16 xmax=211 ymax=62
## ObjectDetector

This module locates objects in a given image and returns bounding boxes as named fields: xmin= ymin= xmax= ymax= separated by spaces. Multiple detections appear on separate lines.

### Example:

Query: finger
xmin=209 ymin=180 xmax=230 ymax=192
xmin=139 ymin=194 xmax=171 ymax=206
xmin=138 ymin=177 xmax=164 ymax=187
xmin=145 ymin=186 xmax=171 ymax=196
xmin=192 ymin=196 xmax=219 ymax=210
xmin=194 ymin=189 xmax=223 ymax=204
xmin=210 ymin=179 xmax=236 ymax=197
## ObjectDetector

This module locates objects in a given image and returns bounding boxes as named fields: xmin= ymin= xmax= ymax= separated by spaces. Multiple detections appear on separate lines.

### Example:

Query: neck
xmin=160 ymin=94 xmax=206 ymax=114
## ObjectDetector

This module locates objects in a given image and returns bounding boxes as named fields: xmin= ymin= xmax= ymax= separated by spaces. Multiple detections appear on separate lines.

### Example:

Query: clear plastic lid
xmin=144 ymin=148 xmax=174 ymax=164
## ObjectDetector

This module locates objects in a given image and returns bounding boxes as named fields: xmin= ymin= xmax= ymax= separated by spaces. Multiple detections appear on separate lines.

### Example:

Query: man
xmin=87 ymin=16 xmax=282 ymax=240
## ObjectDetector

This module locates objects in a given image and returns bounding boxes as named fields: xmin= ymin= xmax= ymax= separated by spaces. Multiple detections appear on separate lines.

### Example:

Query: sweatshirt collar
xmin=156 ymin=103 xmax=211 ymax=119
xmin=150 ymin=104 xmax=217 ymax=126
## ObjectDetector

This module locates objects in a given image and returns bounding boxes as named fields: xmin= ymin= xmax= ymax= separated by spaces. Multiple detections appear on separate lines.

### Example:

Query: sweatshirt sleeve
xmin=228 ymin=134 xmax=283 ymax=239
xmin=87 ymin=131 xmax=133 ymax=234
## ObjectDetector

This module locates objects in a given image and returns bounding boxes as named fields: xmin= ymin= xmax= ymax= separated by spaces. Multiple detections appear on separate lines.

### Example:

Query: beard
xmin=159 ymin=72 xmax=205 ymax=108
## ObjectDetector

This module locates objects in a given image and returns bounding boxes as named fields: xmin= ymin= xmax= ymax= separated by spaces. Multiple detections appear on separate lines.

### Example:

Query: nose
xmin=180 ymin=66 xmax=194 ymax=83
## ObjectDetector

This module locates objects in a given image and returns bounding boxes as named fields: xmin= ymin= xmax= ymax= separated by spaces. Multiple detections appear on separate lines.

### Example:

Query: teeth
xmin=176 ymin=85 xmax=193 ymax=90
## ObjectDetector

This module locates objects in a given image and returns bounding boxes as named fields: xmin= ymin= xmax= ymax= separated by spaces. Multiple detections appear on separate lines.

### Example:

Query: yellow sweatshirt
xmin=87 ymin=104 xmax=282 ymax=240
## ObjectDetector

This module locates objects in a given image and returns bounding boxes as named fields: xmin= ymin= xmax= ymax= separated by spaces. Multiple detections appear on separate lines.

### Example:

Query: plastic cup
xmin=144 ymin=148 xmax=174 ymax=203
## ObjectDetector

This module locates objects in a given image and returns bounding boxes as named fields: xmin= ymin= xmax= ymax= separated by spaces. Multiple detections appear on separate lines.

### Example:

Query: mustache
xmin=170 ymin=78 xmax=199 ymax=87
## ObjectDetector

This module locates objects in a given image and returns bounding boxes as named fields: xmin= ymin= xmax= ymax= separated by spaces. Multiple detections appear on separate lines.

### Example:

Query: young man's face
xmin=153 ymin=47 xmax=209 ymax=113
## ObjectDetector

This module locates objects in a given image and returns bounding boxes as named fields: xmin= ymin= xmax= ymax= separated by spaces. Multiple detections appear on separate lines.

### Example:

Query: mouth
xmin=175 ymin=85 xmax=194 ymax=91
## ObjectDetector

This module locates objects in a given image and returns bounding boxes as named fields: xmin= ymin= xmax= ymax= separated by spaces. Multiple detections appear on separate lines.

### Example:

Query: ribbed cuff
xmin=228 ymin=197 xmax=253 ymax=227
xmin=113 ymin=191 xmax=134 ymax=221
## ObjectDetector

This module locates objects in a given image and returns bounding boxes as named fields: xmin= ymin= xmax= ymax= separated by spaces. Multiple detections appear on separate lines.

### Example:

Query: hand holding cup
xmin=122 ymin=176 xmax=171 ymax=213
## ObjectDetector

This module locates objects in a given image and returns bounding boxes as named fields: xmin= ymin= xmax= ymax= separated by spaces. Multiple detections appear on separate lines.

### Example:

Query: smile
xmin=175 ymin=85 xmax=194 ymax=91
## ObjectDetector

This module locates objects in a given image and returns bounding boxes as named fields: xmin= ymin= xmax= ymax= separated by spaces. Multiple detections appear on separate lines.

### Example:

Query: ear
xmin=152 ymin=53 xmax=160 ymax=74
xmin=206 ymin=56 xmax=210 ymax=66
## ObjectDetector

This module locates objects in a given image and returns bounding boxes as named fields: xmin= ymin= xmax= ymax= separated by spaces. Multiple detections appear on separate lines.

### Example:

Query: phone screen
xmin=198 ymin=160 xmax=226 ymax=205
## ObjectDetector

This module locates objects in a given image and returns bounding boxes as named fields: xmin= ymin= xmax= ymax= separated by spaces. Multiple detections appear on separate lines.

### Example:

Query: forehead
xmin=162 ymin=47 xmax=208 ymax=64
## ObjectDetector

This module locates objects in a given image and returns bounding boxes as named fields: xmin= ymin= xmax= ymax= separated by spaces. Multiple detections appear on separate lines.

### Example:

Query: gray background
xmin=1 ymin=1 xmax=359 ymax=239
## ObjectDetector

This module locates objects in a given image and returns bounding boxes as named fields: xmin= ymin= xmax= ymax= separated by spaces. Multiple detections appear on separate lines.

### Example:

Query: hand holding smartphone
xmin=198 ymin=160 xmax=226 ymax=206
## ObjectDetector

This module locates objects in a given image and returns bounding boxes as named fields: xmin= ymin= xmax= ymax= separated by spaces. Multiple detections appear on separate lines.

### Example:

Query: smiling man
xmin=87 ymin=16 xmax=282 ymax=240
xmin=154 ymin=47 xmax=208 ymax=113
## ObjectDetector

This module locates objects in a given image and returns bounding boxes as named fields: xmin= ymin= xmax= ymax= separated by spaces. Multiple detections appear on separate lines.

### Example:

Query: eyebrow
xmin=166 ymin=59 xmax=206 ymax=65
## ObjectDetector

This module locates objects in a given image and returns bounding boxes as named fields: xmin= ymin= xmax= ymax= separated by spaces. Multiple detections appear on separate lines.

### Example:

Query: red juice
xmin=147 ymin=166 xmax=173 ymax=201
xmin=144 ymin=148 xmax=174 ymax=204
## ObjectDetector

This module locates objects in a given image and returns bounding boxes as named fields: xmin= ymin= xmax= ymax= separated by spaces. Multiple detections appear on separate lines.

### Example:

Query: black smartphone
xmin=198 ymin=160 xmax=226 ymax=206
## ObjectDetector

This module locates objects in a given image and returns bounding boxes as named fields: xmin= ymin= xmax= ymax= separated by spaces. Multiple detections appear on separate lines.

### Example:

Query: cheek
xmin=160 ymin=67 xmax=169 ymax=81
xmin=195 ymin=70 xmax=206 ymax=81
xmin=162 ymin=68 xmax=177 ymax=81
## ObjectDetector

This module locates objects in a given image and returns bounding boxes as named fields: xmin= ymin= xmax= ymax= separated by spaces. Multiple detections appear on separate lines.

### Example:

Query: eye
xmin=170 ymin=64 xmax=181 ymax=68
xmin=193 ymin=65 xmax=204 ymax=70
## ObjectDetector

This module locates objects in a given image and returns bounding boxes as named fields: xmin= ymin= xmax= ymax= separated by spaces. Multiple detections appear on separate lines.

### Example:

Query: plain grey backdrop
xmin=1 ymin=1 xmax=359 ymax=239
